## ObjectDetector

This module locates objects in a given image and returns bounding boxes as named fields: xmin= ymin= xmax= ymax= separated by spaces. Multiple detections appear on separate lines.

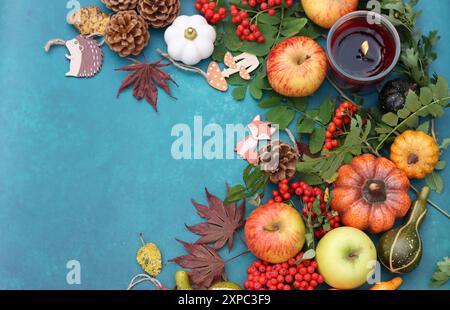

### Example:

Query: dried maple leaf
xmin=116 ymin=58 xmax=177 ymax=112
xmin=186 ymin=187 xmax=245 ymax=251
xmin=169 ymin=239 xmax=226 ymax=290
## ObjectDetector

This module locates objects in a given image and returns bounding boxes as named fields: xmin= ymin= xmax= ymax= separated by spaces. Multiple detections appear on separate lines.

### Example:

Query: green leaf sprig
xmin=430 ymin=257 xmax=450 ymax=288
xmin=224 ymin=164 xmax=269 ymax=205
xmin=377 ymin=0 xmax=440 ymax=86
xmin=375 ymin=76 xmax=450 ymax=151
xmin=296 ymin=116 xmax=374 ymax=186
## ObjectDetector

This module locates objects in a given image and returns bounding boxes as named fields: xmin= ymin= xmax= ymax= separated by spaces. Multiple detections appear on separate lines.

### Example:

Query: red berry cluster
xmin=195 ymin=0 xmax=227 ymax=24
xmin=267 ymin=179 xmax=341 ymax=238
xmin=246 ymin=0 xmax=293 ymax=14
xmin=324 ymin=101 xmax=358 ymax=151
xmin=230 ymin=0 xmax=294 ymax=43
xmin=230 ymin=5 xmax=265 ymax=43
xmin=314 ymin=212 xmax=341 ymax=239
xmin=244 ymin=253 xmax=324 ymax=290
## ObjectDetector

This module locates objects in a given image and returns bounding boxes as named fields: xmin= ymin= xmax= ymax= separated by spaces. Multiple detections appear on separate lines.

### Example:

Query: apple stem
xmin=224 ymin=250 xmax=251 ymax=264
xmin=348 ymin=252 xmax=359 ymax=260
xmin=263 ymin=223 xmax=280 ymax=232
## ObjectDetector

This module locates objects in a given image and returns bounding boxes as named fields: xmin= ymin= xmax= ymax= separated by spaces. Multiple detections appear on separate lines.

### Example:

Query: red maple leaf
xmin=169 ymin=239 xmax=226 ymax=290
xmin=115 ymin=58 xmax=177 ymax=112
xmin=186 ymin=187 xmax=245 ymax=251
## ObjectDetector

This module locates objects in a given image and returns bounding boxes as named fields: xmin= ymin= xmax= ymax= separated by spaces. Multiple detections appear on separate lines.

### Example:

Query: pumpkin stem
xmin=184 ymin=27 xmax=198 ymax=40
xmin=368 ymin=182 xmax=382 ymax=193
xmin=364 ymin=180 xmax=387 ymax=203
xmin=407 ymin=153 xmax=419 ymax=164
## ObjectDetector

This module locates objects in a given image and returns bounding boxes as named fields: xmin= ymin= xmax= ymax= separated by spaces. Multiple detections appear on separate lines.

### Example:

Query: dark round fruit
xmin=379 ymin=78 xmax=417 ymax=113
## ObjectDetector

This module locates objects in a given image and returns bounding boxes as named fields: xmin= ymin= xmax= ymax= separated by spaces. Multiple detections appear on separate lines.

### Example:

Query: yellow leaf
xmin=324 ymin=173 xmax=339 ymax=184
xmin=68 ymin=6 xmax=110 ymax=36
xmin=136 ymin=234 xmax=162 ymax=277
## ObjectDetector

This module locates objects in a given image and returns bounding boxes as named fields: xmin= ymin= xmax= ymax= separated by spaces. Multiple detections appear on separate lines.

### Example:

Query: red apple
xmin=244 ymin=202 xmax=305 ymax=263
xmin=266 ymin=36 xmax=327 ymax=97
xmin=301 ymin=0 xmax=359 ymax=29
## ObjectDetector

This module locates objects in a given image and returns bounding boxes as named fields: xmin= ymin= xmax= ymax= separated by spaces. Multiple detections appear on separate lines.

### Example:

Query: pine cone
xmin=101 ymin=0 xmax=139 ymax=12
xmin=137 ymin=0 xmax=180 ymax=29
xmin=258 ymin=141 xmax=299 ymax=184
xmin=105 ymin=10 xmax=150 ymax=57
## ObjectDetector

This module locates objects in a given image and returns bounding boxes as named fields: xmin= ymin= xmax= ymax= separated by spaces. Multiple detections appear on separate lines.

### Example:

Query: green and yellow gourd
xmin=175 ymin=270 xmax=193 ymax=290
xmin=377 ymin=186 xmax=429 ymax=274
xmin=175 ymin=270 xmax=242 ymax=290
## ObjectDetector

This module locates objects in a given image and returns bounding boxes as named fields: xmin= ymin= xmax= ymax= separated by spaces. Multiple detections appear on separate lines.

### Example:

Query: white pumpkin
xmin=164 ymin=15 xmax=216 ymax=66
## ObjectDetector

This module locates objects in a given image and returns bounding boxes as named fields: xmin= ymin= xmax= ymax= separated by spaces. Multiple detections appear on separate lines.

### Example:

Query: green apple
xmin=316 ymin=227 xmax=377 ymax=289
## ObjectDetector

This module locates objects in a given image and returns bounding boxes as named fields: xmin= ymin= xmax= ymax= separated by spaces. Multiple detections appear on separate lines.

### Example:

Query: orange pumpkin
xmin=390 ymin=130 xmax=439 ymax=179
xmin=331 ymin=154 xmax=411 ymax=234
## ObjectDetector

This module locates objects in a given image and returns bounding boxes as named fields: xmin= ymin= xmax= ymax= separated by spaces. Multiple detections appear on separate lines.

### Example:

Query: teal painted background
xmin=0 ymin=0 xmax=448 ymax=290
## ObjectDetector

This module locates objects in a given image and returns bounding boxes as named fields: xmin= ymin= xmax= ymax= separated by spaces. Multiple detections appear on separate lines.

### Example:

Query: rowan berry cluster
xmin=244 ymin=252 xmax=324 ymax=290
xmin=314 ymin=212 xmax=341 ymax=238
xmin=268 ymin=179 xmax=341 ymax=238
xmin=324 ymin=101 xmax=358 ymax=151
xmin=231 ymin=0 xmax=294 ymax=43
xmin=195 ymin=0 xmax=227 ymax=24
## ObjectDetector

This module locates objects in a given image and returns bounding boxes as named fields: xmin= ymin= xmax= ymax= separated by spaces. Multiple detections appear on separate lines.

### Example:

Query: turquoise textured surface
xmin=0 ymin=0 xmax=449 ymax=290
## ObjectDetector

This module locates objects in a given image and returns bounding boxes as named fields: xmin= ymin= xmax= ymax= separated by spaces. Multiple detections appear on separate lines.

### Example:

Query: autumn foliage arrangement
xmin=109 ymin=0 xmax=450 ymax=292
xmin=170 ymin=186 xmax=246 ymax=289
xmin=44 ymin=0 xmax=450 ymax=293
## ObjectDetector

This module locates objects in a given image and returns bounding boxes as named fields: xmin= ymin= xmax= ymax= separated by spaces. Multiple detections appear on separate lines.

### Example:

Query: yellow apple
xmin=244 ymin=203 xmax=305 ymax=263
xmin=316 ymin=227 xmax=377 ymax=289
xmin=266 ymin=36 xmax=327 ymax=97
xmin=301 ymin=0 xmax=359 ymax=29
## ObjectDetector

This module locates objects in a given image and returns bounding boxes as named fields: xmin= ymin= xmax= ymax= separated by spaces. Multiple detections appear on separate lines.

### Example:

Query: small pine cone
xmin=105 ymin=10 xmax=150 ymax=57
xmin=137 ymin=0 xmax=180 ymax=29
xmin=101 ymin=0 xmax=139 ymax=12
xmin=258 ymin=141 xmax=299 ymax=184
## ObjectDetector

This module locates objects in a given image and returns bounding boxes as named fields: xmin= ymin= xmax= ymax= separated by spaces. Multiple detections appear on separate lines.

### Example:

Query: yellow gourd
xmin=175 ymin=270 xmax=193 ymax=290
xmin=369 ymin=277 xmax=403 ymax=290
xmin=390 ymin=130 xmax=439 ymax=179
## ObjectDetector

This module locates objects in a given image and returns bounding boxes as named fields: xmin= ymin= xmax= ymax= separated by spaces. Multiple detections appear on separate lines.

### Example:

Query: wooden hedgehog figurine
xmin=44 ymin=35 xmax=103 ymax=78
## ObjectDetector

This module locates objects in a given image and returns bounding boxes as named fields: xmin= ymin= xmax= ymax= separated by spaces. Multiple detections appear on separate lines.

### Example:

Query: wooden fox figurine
xmin=236 ymin=115 xmax=277 ymax=165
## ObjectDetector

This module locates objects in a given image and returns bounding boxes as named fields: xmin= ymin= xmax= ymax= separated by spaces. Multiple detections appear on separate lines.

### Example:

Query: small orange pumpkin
xmin=390 ymin=130 xmax=439 ymax=179
xmin=331 ymin=154 xmax=411 ymax=234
